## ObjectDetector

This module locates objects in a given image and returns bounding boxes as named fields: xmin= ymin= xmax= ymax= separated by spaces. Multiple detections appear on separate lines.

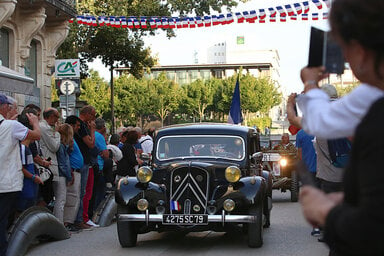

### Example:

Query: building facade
xmin=0 ymin=0 xmax=75 ymax=109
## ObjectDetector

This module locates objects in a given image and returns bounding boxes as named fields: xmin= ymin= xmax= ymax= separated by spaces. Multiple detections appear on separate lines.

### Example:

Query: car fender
xmin=115 ymin=177 xmax=165 ymax=206
xmin=236 ymin=176 xmax=266 ymax=205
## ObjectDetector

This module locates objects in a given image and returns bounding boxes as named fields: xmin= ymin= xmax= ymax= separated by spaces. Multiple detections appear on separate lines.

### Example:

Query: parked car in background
xmin=260 ymin=135 xmax=299 ymax=202
xmin=115 ymin=124 xmax=273 ymax=248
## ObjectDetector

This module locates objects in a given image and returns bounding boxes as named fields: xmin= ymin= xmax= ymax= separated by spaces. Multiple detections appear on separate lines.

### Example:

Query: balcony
xmin=18 ymin=0 xmax=77 ymax=18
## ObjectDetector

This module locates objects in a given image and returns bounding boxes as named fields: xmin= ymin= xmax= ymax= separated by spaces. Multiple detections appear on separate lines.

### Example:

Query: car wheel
xmin=117 ymin=205 xmax=137 ymax=247
xmin=290 ymin=171 xmax=299 ymax=202
xmin=247 ymin=204 xmax=263 ymax=248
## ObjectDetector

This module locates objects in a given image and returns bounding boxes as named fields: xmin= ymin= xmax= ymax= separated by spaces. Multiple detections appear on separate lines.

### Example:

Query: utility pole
xmin=110 ymin=65 xmax=115 ymax=134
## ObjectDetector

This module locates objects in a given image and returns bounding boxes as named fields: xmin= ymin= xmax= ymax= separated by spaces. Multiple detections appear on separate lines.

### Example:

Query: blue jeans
xmin=0 ymin=192 xmax=19 ymax=256
xmin=75 ymin=164 xmax=89 ymax=223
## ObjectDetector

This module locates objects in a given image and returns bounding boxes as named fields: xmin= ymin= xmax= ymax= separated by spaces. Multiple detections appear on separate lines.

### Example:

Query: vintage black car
xmin=115 ymin=124 xmax=273 ymax=248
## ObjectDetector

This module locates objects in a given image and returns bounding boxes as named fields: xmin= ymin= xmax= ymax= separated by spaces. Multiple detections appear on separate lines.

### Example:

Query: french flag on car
xmin=171 ymin=201 xmax=181 ymax=211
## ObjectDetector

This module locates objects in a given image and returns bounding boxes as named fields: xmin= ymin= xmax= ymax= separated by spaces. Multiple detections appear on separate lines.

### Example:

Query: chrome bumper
xmin=117 ymin=210 xmax=256 ymax=226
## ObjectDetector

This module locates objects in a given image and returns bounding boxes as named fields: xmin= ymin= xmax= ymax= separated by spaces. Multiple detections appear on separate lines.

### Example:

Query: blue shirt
xmin=296 ymin=129 xmax=317 ymax=173
xmin=95 ymin=131 xmax=107 ymax=170
xmin=69 ymin=140 xmax=84 ymax=169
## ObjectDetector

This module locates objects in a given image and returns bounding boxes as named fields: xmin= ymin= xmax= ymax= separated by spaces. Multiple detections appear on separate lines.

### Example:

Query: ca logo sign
xmin=55 ymin=59 xmax=80 ymax=78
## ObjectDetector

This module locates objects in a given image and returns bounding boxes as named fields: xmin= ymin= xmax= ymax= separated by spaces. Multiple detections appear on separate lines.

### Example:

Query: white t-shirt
xmin=297 ymin=83 xmax=384 ymax=139
xmin=138 ymin=135 xmax=153 ymax=154
xmin=0 ymin=115 xmax=29 ymax=193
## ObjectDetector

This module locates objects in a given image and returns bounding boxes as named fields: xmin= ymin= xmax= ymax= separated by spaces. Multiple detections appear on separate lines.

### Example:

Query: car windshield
xmin=156 ymin=135 xmax=245 ymax=161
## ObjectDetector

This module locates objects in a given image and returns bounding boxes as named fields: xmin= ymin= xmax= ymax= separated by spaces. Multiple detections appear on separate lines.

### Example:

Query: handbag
xmin=35 ymin=164 xmax=53 ymax=182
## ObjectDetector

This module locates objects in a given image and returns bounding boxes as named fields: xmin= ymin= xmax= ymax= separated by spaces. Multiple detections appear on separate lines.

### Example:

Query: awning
xmin=0 ymin=65 xmax=34 ymax=95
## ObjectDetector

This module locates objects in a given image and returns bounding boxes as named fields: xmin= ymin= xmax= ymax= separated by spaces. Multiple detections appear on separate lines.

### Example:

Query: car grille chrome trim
xmin=170 ymin=164 xmax=209 ymax=214
xmin=184 ymin=199 xmax=191 ymax=214
xmin=118 ymin=214 xmax=257 ymax=223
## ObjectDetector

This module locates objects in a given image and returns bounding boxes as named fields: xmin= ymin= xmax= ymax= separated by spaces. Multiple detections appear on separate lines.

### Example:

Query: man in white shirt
xmin=0 ymin=94 xmax=40 ymax=256
xmin=138 ymin=128 xmax=153 ymax=156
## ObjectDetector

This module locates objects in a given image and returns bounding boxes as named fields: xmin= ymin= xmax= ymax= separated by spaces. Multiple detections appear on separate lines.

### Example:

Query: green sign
xmin=55 ymin=59 xmax=80 ymax=78
xmin=237 ymin=36 xmax=245 ymax=45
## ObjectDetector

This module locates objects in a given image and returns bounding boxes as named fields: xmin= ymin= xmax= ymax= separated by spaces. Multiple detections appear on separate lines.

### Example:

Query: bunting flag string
xmin=69 ymin=0 xmax=329 ymax=29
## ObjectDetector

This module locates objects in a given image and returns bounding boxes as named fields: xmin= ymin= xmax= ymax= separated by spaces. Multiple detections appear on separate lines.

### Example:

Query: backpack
xmin=326 ymin=138 xmax=352 ymax=168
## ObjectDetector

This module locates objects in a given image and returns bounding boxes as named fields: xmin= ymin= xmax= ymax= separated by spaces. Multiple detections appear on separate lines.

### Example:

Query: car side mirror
xmin=252 ymin=152 xmax=263 ymax=163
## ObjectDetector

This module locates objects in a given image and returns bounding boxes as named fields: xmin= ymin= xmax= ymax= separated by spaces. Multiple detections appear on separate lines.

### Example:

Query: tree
xmin=57 ymin=0 xmax=242 ymax=130
xmin=150 ymin=73 xmax=179 ymax=126
xmin=79 ymin=70 xmax=111 ymax=120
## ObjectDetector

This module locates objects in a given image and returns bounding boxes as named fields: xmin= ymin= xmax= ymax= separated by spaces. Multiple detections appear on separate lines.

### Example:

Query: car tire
xmin=117 ymin=205 xmax=137 ymax=247
xmin=263 ymin=196 xmax=272 ymax=228
xmin=247 ymin=204 xmax=263 ymax=248
xmin=290 ymin=171 xmax=299 ymax=202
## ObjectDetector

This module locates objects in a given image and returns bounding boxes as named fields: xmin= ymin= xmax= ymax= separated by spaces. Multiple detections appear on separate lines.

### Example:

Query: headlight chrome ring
xmin=225 ymin=166 xmax=241 ymax=183
xmin=137 ymin=166 xmax=153 ymax=183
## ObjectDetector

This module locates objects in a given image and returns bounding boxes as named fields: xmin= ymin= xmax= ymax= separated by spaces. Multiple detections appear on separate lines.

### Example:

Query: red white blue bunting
xmin=69 ymin=0 xmax=329 ymax=28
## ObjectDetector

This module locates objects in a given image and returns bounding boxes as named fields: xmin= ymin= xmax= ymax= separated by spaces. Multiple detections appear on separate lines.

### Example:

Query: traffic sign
xmin=59 ymin=80 xmax=76 ymax=95
xmin=59 ymin=95 xmax=76 ymax=108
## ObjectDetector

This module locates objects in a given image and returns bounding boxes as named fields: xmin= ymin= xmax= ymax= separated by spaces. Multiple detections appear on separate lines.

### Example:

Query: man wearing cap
xmin=0 ymin=94 xmax=40 ymax=255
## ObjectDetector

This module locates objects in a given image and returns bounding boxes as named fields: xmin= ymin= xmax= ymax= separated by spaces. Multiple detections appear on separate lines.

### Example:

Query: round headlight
xmin=137 ymin=166 xmax=153 ymax=183
xmin=137 ymin=198 xmax=149 ymax=211
xmin=279 ymin=158 xmax=288 ymax=167
xmin=223 ymin=199 xmax=235 ymax=212
xmin=225 ymin=166 xmax=241 ymax=183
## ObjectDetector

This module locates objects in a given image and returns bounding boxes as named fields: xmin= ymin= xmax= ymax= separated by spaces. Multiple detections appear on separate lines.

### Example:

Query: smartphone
xmin=296 ymin=160 xmax=316 ymax=186
xmin=308 ymin=27 xmax=345 ymax=74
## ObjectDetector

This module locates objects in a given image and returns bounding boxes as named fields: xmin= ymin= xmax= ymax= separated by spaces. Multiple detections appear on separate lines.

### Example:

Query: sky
xmin=90 ymin=0 xmax=329 ymax=95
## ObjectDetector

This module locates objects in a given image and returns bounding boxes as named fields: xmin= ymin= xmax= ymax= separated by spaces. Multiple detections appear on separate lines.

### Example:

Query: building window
xmin=25 ymin=40 xmax=37 ymax=86
xmin=0 ymin=28 xmax=9 ymax=67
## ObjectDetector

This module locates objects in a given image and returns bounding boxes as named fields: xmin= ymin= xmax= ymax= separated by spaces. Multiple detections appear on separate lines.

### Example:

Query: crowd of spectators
xmin=0 ymin=97 xmax=155 ymax=255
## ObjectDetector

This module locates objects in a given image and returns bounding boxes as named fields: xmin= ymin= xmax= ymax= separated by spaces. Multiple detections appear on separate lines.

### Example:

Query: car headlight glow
xmin=136 ymin=166 xmax=153 ymax=183
xmin=279 ymin=158 xmax=288 ymax=167
xmin=225 ymin=166 xmax=241 ymax=183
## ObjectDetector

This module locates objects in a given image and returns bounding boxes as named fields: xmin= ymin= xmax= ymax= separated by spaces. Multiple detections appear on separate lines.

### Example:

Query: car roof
xmin=156 ymin=123 xmax=255 ymax=137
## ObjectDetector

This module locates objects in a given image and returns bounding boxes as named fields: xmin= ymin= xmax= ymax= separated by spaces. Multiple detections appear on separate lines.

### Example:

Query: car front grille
xmin=169 ymin=165 xmax=209 ymax=214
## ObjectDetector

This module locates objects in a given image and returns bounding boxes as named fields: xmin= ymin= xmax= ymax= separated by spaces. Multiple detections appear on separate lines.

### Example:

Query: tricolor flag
xmin=68 ymin=18 xmax=74 ymax=24
xmin=312 ymin=13 xmax=319 ymax=20
xmin=188 ymin=17 xmax=196 ymax=28
xmin=98 ymin=16 xmax=106 ymax=26
xmin=140 ymin=17 xmax=148 ymax=28
xmin=280 ymin=16 xmax=287 ymax=22
xmin=149 ymin=18 xmax=157 ymax=29
xmin=290 ymin=14 xmax=297 ymax=21
xmin=268 ymin=7 xmax=277 ymax=22
xmin=276 ymin=6 xmax=287 ymax=17
xmin=175 ymin=17 xmax=182 ymax=28
xmin=196 ymin=16 xmax=204 ymax=27
xmin=226 ymin=13 xmax=234 ymax=24
xmin=121 ymin=17 xmax=127 ymax=28
xmin=235 ymin=12 xmax=245 ymax=23
xmin=323 ymin=0 xmax=331 ymax=8
xmin=182 ymin=17 xmax=189 ymax=28
xmin=85 ymin=16 xmax=92 ymax=26
xmin=156 ymin=18 xmax=163 ymax=28
xmin=161 ymin=17 xmax=169 ymax=29
xmin=171 ymin=201 xmax=181 ymax=211
xmin=127 ymin=17 xmax=134 ymax=29
xmin=303 ymin=1 xmax=310 ymax=14
xmin=228 ymin=77 xmax=243 ymax=125
xmin=105 ymin=17 xmax=111 ymax=26
xmin=284 ymin=4 xmax=295 ymax=16
xmin=302 ymin=13 xmax=309 ymax=20
xmin=259 ymin=9 xmax=266 ymax=22
xmin=248 ymin=10 xmax=257 ymax=23
xmin=133 ymin=18 xmax=140 ymax=28
xmin=109 ymin=16 xmax=116 ymax=27
xmin=323 ymin=12 xmax=328 ymax=19
xmin=312 ymin=0 xmax=323 ymax=9
xmin=218 ymin=14 xmax=226 ymax=25
xmin=203 ymin=16 xmax=211 ymax=27
xmin=294 ymin=3 xmax=303 ymax=15
xmin=212 ymin=15 xmax=219 ymax=26
xmin=168 ymin=17 xmax=176 ymax=29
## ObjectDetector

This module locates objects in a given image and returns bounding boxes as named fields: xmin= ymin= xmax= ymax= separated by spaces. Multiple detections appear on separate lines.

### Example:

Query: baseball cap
xmin=0 ymin=94 xmax=11 ymax=105
xmin=320 ymin=84 xmax=338 ymax=99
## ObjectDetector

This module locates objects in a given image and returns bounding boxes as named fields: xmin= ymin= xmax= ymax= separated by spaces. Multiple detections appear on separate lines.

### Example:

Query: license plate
xmin=162 ymin=214 xmax=208 ymax=225
xmin=273 ymin=162 xmax=281 ymax=176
